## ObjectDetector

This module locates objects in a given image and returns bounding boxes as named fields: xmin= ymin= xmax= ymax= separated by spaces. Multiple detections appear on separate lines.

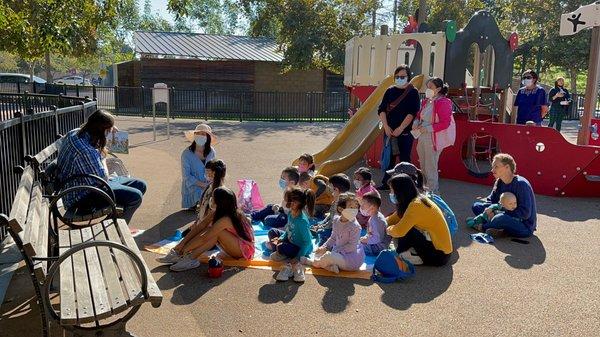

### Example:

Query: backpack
xmin=426 ymin=192 xmax=457 ymax=236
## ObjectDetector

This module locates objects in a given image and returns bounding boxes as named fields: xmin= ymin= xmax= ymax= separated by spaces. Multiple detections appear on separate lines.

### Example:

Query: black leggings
xmin=395 ymin=227 xmax=450 ymax=266
xmin=382 ymin=133 xmax=414 ymax=184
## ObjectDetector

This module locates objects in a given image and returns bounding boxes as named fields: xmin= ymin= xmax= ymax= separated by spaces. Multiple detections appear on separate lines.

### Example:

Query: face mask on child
xmin=195 ymin=135 xmax=207 ymax=147
xmin=341 ymin=208 xmax=358 ymax=221
xmin=353 ymin=180 xmax=362 ymax=189
xmin=278 ymin=178 xmax=287 ymax=190
xmin=389 ymin=193 xmax=398 ymax=204
xmin=298 ymin=164 xmax=309 ymax=173
xmin=425 ymin=88 xmax=435 ymax=99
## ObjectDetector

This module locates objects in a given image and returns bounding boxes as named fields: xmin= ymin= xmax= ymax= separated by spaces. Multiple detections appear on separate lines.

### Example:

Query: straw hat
xmin=184 ymin=124 xmax=218 ymax=144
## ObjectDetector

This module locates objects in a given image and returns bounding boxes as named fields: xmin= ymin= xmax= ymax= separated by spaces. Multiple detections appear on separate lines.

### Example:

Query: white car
xmin=53 ymin=76 xmax=91 ymax=86
xmin=0 ymin=73 xmax=46 ymax=84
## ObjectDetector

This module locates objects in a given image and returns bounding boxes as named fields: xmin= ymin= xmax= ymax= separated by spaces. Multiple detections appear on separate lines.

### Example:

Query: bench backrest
xmin=5 ymin=166 xmax=50 ymax=282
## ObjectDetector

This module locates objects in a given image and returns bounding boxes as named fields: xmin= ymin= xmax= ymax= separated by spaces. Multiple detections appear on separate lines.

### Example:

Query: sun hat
xmin=386 ymin=162 xmax=418 ymax=177
xmin=184 ymin=124 xmax=218 ymax=144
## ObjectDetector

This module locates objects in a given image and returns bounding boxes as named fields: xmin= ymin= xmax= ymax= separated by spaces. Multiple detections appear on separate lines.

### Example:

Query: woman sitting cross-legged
xmin=386 ymin=174 xmax=453 ymax=266
xmin=156 ymin=187 xmax=255 ymax=271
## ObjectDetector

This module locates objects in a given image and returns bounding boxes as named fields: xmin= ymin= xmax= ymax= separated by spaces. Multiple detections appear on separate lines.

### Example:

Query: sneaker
xmin=276 ymin=263 xmax=293 ymax=281
xmin=156 ymin=249 xmax=182 ymax=265
xmin=324 ymin=264 xmax=340 ymax=274
xmin=293 ymin=263 xmax=306 ymax=282
xmin=299 ymin=256 xmax=313 ymax=266
xmin=169 ymin=254 xmax=201 ymax=272
xmin=400 ymin=250 xmax=424 ymax=265
xmin=270 ymin=251 xmax=287 ymax=261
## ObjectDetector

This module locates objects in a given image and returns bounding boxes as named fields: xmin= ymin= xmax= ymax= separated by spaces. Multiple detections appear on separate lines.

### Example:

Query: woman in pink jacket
xmin=412 ymin=78 xmax=453 ymax=194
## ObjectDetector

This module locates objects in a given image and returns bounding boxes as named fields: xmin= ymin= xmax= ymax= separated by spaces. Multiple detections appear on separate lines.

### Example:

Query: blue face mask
xmin=278 ymin=178 xmax=287 ymax=190
xmin=395 ymin=77 xmax=407 ymax=87
xmin=389 ymin=193 xmax=398 ymax=204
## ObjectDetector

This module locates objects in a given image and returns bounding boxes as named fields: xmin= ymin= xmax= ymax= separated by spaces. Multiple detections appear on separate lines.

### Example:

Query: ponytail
xmin=304 ymin=189 xmax=315 ymax=217
xmin=287 ymin=187 xmax=315 ymax=217
xmin=415 ymin=169 xmax=425 ymax=191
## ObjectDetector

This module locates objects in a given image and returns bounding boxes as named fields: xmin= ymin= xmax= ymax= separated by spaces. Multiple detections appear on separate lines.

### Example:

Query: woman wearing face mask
xmin=181 ymin=124 xmax=217 ymax=210
xmin=514 ymin=70 xmax=549 ymax=126
xmin=412 ymin=77 xmax=453 ymax=195
xmin=547 ymin=77 xmax=571 ymax=132
xmin=158 ymin=187 xmax=255 ymax=271
xmin=386 ymin=174 xmax=452 ymax=266
xmin=377 ymin=65 xmax=421 ymax=190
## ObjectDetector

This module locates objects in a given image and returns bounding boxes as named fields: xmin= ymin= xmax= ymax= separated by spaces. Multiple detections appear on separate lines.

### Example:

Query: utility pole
xmin=393 ymin=0 xmax=398 ymax=33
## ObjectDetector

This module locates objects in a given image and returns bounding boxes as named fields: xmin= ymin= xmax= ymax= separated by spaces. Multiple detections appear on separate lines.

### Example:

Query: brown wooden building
xmin=117 ymin=31 xmax=343 ymax=93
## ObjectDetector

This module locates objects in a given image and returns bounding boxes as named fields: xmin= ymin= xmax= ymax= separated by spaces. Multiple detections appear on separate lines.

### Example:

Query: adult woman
xmin=157 ymin=187 xmax=255 ymax=271
xmin=548 ymin=77 xmax=571 ymax=131
xmin=181 ymin=124 xmax=217 ymax=210
xmin=377 ymin=64 xmax=421 ymax=189
xmin=57 ymin=109 xmax=146 ymax=223
xmin=514 ymin=70 xmax=548 ymax=126
xmin=385 ymin=174 xmax=452 ymax=266
xmin=469 ymin=153 xmax=537 ymax=238
xmin=412 ymin=77 xmax=453 ymax=194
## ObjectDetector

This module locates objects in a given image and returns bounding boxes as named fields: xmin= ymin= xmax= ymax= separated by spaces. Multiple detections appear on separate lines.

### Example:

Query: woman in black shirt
xmin=377 ymin=65 xmax=421 ymax=190
xmin=548 ymin=77 xmax=571 ymax=132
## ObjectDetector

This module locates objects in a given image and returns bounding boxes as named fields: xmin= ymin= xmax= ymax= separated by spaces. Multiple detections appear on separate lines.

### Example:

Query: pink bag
xmin=237 ymin=179 xmax=264 ymax=213
xmin=431 ymin=102 xmax=456 ymax=151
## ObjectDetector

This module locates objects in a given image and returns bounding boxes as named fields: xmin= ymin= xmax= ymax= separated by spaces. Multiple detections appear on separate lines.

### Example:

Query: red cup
xmin=208 ymin=266 xmax=224 ymax=278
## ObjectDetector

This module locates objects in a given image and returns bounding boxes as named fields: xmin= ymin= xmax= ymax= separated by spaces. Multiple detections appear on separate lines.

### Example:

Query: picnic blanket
xmin=145 ymin=221 xmax=377 ymax=280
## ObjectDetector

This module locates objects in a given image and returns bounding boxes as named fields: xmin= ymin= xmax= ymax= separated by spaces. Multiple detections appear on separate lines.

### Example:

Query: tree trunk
xmin=393 ymin=0 xmax=397 ymax=33
xmin=45 ymin=51 xmax=52 ymax=83
xmin=568 ymin=67 xmax=577 ymax=95
xmin=29 ymin=62 xmax=35 ymax=92
xmin=418 ymin=0 xmax=427 ymax=27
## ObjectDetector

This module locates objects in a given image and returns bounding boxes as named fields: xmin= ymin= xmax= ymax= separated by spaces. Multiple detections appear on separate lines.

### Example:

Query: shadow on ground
xmin=314 ymin=276 xmax=372 ymax=313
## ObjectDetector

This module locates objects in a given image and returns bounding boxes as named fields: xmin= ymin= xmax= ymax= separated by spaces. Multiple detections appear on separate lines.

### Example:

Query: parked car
xmin=0 ymin=73 xmax=47 ymax=84
xmin=53 ymin=76 xmax=91 ymax=86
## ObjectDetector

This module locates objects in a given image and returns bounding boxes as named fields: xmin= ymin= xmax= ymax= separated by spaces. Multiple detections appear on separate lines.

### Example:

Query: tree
xmin=0 ymin=51 xmax=19 ymax=72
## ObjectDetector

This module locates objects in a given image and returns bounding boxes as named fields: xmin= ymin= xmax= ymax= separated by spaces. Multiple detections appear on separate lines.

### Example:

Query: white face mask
xmin=523 ymin=79 xmax=533 ymax=87
xmin=425 ymin=88 xmax=435 ymax=99
xmin=195 ymin=135 xmax=207 ymax=147
xmin=341 ymin=208 xmax=358 ymax=221
xmin=353 ymin=180 xmax=362 ymax=189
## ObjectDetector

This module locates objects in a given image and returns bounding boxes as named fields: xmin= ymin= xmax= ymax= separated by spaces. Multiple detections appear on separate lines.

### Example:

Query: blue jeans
xmin=472 ymin=202 xmax=532 ymax=238
xmin=251 ymin=204 xmax=287 ymax=228
xmin=108 ymin=177 xmax=147 ymax=223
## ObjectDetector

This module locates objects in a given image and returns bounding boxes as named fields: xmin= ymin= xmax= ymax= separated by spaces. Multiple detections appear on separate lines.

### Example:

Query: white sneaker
xmin=276 ymin=263 xmax=293 ymax=281
xmin=169 ymin=254 xmax=201 ymax=272
xmin=270 ymin=251 xmax=287 ymax=262
xmin=324 ymin=264 xmax=340 ymax=274
xmin=400 ymin=250 xmax=424 ymax=265
xmin=156 ymin=249 xmax=182 ymax=264
xmin=299 ymin=256 xmax=313 ymax=266
xmin=293 ymin=263 xmax=306 ymax=282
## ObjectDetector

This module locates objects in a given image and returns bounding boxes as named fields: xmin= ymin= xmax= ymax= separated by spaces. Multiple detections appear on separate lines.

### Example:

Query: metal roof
xmin=133 ymin=31 xmax=284 ymax=62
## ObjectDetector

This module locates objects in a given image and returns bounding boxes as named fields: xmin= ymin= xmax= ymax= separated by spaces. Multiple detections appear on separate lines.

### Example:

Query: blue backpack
xmin=426 ymin=192 xmax=457 ymax=236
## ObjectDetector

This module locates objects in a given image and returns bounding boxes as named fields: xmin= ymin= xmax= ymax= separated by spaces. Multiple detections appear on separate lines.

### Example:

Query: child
xmin=250 ymin=166 xmax=299 ymax=228
xmin=467 ymin=192 xmax=517 ymax=230
xmin=302 ymin=193 xmax=365 ymax=273
xmin=312 ymin=173 xmax=352 ymax=246
xmin=300 ymin=173 xmax=334 ymax=219
xmin=353 ymin=167 xmax=380 ymax=228
xmin=266 ymin=187 xmax=315 ymax=282
xmin=359 ymin=192 xmax=391 ymax=256
xmin=297 ymin=153 xmax=316 ymax=175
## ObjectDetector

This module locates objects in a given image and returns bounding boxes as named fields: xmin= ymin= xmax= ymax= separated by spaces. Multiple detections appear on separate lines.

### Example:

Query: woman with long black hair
xmin=181 ymin=124 xmax=217 ymax=210
xmin=386 ymin=174 xmax=452 ymax=266
xmin=158 ymin=186 xmax=255 ymax=271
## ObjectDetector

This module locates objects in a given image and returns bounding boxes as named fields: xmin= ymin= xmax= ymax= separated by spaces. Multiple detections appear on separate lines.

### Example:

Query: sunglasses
xmin=394 ymin=75 xmax=408 ymax=79
xmin=522 ymin=76 xmax=533 ymax=80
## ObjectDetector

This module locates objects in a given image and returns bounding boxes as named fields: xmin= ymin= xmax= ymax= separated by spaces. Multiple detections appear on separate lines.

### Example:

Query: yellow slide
xmin=299 ymin=75 xmax=423 ymax=177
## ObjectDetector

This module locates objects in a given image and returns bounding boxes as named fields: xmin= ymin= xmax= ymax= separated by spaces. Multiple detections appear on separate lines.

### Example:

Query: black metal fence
xmin=0 ymin=95 xmax=97 ymax=241
xmin=1 ymin=82 xmax=351 ymax=122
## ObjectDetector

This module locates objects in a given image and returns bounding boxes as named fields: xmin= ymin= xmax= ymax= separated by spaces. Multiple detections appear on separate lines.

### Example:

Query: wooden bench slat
xmin=8 ymin=166 xmax=34 ymax=233
xmin=33 ymin=139 xmax=61 ymax=165
xmin=22 ymin=184 xmax=41 ymax=258
xmin=80 ymin=227 xmax=112 ymax=321
xmin=58 ymin=230 xmax=77 ymax=325
xmin=69 ymin=230 xmax=95 ymax=324
xmin=102 ymin=221 xmax=144 ymax=306
xmin=33 ymin=195 xmax=50 ymax=280
xmin=90 ymin=224 xmax=128 ymax=315
xmin=115 ymin=219 xmax=163 ymax=307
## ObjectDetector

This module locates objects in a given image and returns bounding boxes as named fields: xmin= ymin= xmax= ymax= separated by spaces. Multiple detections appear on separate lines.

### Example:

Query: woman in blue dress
xmin=181 ymin=124 xmax=217 ymax=210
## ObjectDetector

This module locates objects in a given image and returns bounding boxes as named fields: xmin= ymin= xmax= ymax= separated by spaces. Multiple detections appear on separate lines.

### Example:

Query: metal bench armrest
xmin=56 ymin=174 xmax=116 ymax=202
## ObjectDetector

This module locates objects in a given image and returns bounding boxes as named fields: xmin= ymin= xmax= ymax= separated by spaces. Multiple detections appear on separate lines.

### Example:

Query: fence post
xmin=17 ymin=82 xmax=21 ymax=93
xmin=16 ymin=111 xmax=27 ymax=164
xmin=239 ymin=92 xmax=243 ymax=122
xmin=170 ymin=87 xmax=175 ymax=119
xmin=32 ymin=82 xmax=37 ymax=93
xmin=204 ymin=90 xmax=208 ymax=120
xmin=80 ymin=101 xmax=86 ymax=122
xmin=75 ymin=84 xmax=80 ymax=97
xmin=52 ymin=105 xmax=59 ymax=136
xmin=92 ymin=85 xmax=97 ymax=100
xmin=63 ymin=84 xmax=67 ymax=95
xmin=114 ymin=86 xmax=119 ymax=115
xmin=140 ymin=86 xmax=145 ymax=118
xmin=23 ymin=91 xmax=30 ymax=115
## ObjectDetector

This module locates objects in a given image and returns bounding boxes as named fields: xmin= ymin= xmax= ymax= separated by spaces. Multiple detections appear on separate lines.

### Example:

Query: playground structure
xmin=301 ymin=10 xmax=600 ymax=197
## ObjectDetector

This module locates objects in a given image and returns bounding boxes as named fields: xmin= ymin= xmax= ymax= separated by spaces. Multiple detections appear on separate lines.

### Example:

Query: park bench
xmin=0 ymin=143 xmax=162 ymax=337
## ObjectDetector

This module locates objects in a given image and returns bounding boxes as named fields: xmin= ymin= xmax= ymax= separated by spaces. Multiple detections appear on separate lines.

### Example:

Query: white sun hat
xmin=184 ymin=123 xmax=218 ymax=144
